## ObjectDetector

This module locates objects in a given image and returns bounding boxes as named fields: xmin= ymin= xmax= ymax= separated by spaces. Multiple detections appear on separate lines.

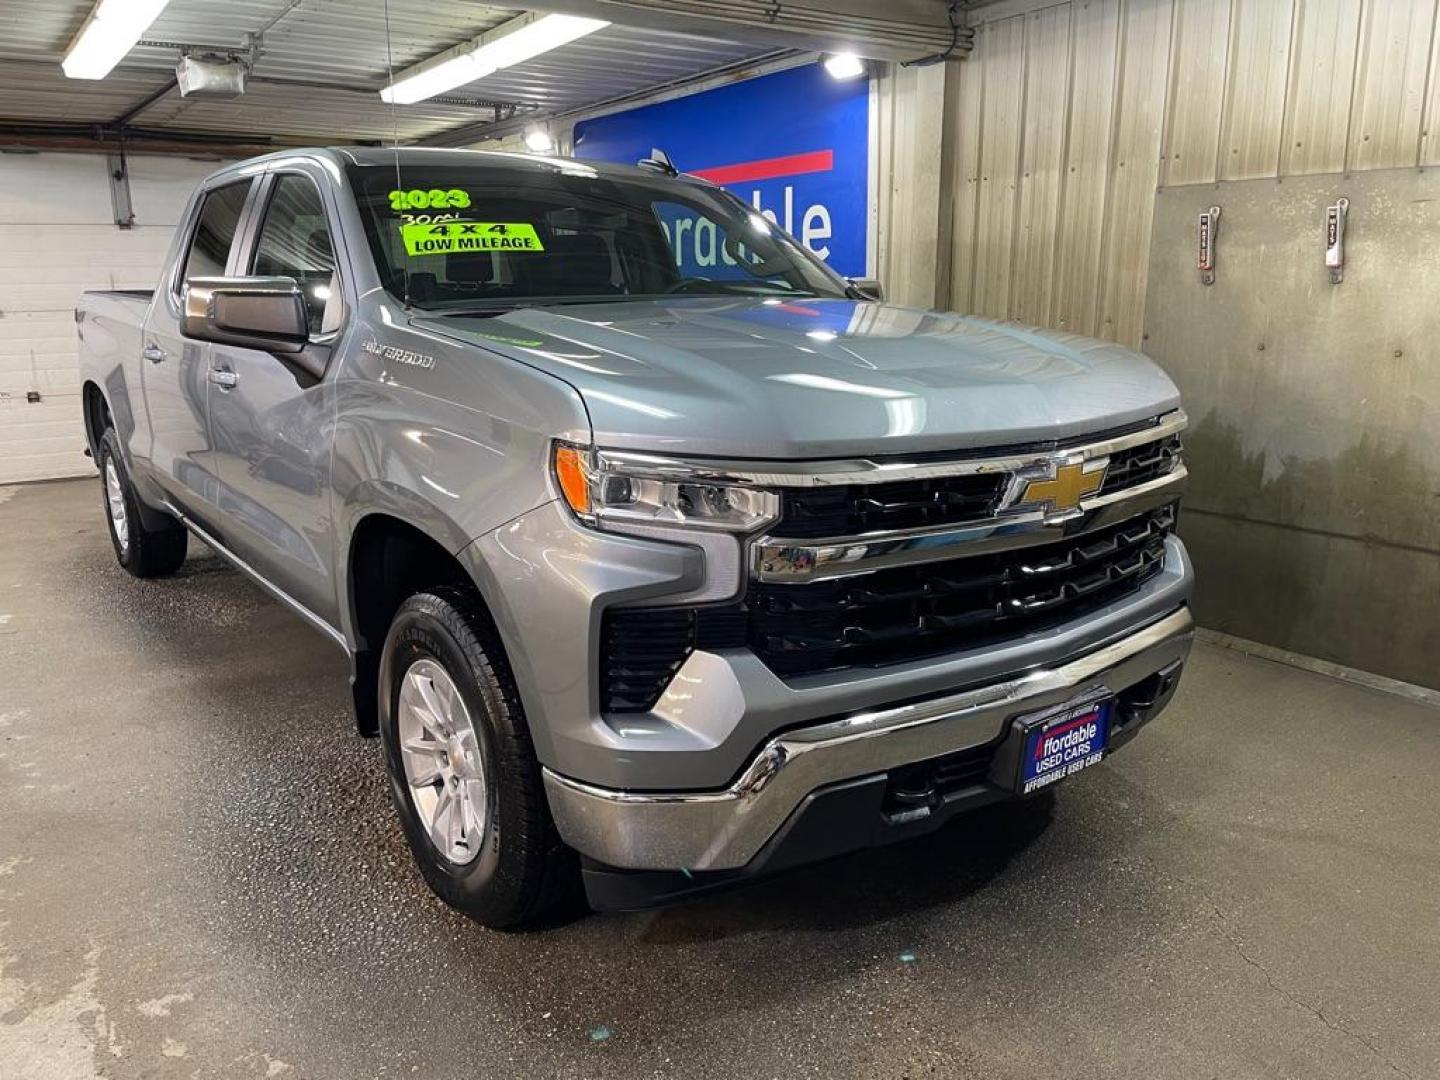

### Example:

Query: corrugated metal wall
xmin=874 ymin=61 xmax=951 ymax=307
xmin=885 ymin=0 xmax=1440 ymax=344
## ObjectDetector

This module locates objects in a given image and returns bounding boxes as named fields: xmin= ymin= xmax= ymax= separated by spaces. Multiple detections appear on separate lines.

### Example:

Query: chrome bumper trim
xmin=751 ymin=464 xmax=1186 ymax=583
xmin=544 ymin=607 xmax=1195 ymax=871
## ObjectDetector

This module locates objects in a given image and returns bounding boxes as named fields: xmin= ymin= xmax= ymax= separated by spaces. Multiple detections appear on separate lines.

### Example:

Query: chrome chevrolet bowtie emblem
xmin=1010 ymin=458 xmax=1108 ymax=515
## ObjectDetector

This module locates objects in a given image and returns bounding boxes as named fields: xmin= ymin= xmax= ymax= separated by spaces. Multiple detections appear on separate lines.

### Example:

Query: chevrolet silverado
xmin=76 ymin=147 xmax=1193 ymax=927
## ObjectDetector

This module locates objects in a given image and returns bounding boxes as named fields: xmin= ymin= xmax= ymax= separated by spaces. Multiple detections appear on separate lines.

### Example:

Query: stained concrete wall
xmin=1143 ymin=169 xmax=1440 ymax=688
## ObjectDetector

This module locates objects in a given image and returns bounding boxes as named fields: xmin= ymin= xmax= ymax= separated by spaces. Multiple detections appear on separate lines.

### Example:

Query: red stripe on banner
xmin=691 ymin=149 xmax=834 ymax=185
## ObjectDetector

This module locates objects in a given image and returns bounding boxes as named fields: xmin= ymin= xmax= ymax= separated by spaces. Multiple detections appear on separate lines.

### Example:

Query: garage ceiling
xmin=0 ymin=0 xmax=795 ymax=149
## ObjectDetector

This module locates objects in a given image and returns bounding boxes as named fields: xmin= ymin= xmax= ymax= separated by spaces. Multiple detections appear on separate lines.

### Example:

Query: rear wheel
xmin=378 ymin=588 xmax=582 ymax=929
xmin=97 ymin=428 xmax=187 ymax=578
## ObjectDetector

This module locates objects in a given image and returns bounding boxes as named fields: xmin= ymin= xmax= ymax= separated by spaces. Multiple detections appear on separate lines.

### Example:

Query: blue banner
xmin=573 ymin=63 xmax=871 ymax=277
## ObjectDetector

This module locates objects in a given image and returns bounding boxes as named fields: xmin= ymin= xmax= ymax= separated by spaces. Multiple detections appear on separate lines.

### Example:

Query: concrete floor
xmin=1 ymin=477 xmax=1437 ymax=1080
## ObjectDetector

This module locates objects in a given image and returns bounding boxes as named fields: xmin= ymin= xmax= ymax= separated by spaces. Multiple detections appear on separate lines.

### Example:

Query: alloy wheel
xmin=397 ymin=657 xmax=489 ymax=865
xmin=104 ymin=458 xmax=129 ymax=555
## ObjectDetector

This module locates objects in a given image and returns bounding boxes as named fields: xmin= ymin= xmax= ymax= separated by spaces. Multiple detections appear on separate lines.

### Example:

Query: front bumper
xmin=544 ymin=605 xmax=1193 ymax=874
xmin=469 ymin=498 xmax=1192 ymax=793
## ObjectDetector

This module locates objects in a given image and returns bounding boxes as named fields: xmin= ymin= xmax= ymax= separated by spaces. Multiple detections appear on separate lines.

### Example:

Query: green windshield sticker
xmin=388 ymin=188 xmax=471 ymax=211
xmin=400 ymin=221 xmax=545 ymax=256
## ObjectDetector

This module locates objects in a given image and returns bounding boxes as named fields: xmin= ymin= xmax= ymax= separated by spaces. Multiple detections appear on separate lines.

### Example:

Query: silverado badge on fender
xmin=361 ymin=337 xmax=435 ymax=369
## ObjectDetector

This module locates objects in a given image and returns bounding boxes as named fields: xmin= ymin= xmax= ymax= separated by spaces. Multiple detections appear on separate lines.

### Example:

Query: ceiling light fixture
xmin=62 ymin=0 xmax=172 ymax=80
xmin=381 ymin=12 xmax=609 ymax=105
xmin=523 ymin=126 xmax=554 ymax=153
xmin=823 ymin=52 xmax=865 ymax=80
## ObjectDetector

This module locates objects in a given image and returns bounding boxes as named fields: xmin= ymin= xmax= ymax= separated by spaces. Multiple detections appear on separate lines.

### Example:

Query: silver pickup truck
xmin=77 ymin=147 xmax=1193 ymax=927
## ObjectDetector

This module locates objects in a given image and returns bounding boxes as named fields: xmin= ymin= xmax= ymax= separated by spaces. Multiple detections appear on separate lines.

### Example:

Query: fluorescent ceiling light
xmin=379 ymin=52 xmax=484 ymax=107
xmin=63 ymin=0 xmax=171 ymax=80
xmin=381 ymin=12 xmax=608 ymax=105
xmin=523 ymin=126 xmax=554 ymax=153
xmin=823 ymin=52 xmax=865 ymax=80
xmin=482 ymin=15 xmax=607 ymax=68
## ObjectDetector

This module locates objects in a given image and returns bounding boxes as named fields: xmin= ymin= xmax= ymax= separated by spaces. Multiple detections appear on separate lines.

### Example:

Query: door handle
xmin=208 ymin=368 xmax=240 ymax=390
xmin=142 ymin=343 xmax=167 ymax=364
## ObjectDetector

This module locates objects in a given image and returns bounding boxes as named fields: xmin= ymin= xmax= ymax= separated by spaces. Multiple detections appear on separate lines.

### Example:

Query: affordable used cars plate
xmin=1019 ymin=698 xmax=1112 ymax=794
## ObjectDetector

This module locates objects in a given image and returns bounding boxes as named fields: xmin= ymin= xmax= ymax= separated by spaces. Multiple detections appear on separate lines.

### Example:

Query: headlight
xmin=552 ymin=443 xmax=780 ymax=535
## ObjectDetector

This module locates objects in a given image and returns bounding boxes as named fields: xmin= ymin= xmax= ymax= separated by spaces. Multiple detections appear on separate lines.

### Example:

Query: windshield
xmin=347 ymin=161 xmax=850 ymax=312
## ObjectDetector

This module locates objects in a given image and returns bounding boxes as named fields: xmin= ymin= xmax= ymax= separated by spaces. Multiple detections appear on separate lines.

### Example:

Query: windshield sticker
xmin=388 ymin=188 xmax=471 ymax=211
xmin=400 ymin=221 xmax=545 ymax=256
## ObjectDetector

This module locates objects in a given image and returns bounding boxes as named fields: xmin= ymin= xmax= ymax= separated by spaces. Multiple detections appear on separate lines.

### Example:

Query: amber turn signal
xmin=553 ymin=444 xmax=592 ymax=515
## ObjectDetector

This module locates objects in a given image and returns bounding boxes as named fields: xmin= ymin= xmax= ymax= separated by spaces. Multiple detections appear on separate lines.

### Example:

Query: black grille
xmin=747 ymin=503 xmax=1176 ymax=677
xmin=1102 ymin=433 xmax=1182 ymax=494
xmin=600 ymin=504 xmax=1177 ymax=709
xmin=600 ymin=606 xmax=746 ymax=713
xmin=776 ymin=473 xmax=1007 ymax=539
xmin=774 ymin=432 xmax=1180 ymax=540
xmin=599 ymin=424 xmax=1182 ymax=709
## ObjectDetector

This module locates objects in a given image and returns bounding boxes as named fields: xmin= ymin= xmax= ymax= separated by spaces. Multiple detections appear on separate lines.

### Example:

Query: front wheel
xmin=97 ymin=427 xmax=187 ymax=578
xmin=378 ymin=588 xmax=581 ymax=929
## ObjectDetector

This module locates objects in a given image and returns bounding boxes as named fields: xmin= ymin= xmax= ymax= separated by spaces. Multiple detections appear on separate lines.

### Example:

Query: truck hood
xmin=414 ymin=298 xmax=1180 ymax=459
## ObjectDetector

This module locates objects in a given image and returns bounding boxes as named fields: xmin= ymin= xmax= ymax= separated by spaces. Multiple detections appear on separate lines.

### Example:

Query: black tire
xmin=97 ymin=427 xmax=187 ymax=578
xmin=378 ymin=588 xmax=582 ymax=929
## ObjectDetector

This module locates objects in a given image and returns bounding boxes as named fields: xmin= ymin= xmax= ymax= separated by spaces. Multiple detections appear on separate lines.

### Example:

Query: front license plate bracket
xmin=987 ymin=692 xmax=1113 ymax=796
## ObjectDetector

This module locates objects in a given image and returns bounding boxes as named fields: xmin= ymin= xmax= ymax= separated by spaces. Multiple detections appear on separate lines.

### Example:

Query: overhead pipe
xmin=0 ymin=122 xmax=274 ymax=158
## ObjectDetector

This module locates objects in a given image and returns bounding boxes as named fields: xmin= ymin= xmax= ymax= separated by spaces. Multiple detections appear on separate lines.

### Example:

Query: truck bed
xmin=76 ymin=291 xmax=155 ymax=445
xmin=82 ymin=288 xmax=154 ymax=304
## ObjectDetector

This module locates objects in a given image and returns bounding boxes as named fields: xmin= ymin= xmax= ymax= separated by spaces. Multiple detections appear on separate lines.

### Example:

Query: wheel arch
xmin=81 ymin=380 xmax=112 ymax=466
xmin=342 ymin=509 xmax=509 ymax=737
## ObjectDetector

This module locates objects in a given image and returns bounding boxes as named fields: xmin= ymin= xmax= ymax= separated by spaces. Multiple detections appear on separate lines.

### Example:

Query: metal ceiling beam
xmin=0 ymin=121 xmax=273 ymax=158
xmin=0 ymin=134 xmax=268 ymax=157
xmin=521 ymin=0 xmax=971 ymax=62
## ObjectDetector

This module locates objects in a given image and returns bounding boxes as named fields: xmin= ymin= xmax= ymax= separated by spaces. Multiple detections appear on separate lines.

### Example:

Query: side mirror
xmin=847 ymin=277 xmax=884 ymax=302
xmin=182 ymin=276 xmax=308 ymax=353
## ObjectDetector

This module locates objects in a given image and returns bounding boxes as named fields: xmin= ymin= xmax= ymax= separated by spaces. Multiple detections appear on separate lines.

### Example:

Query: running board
xmin=161 ymin=499 xmax=349 ymax=652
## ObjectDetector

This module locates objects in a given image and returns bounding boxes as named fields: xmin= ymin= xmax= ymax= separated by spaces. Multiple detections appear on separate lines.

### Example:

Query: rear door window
xmin=181 ymin=180 xmax=251 ymax=284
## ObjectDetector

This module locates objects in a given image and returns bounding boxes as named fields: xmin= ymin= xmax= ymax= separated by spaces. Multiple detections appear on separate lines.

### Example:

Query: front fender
xmin=330 ymin=481 xmax=516 ymax=652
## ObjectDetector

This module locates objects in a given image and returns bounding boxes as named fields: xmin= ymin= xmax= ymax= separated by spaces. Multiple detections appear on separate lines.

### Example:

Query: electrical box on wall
xmin=176 ymin=56 xmax=247 ymax=99
xmin=1196 ymin=206 xmax=1220 ymax=286
xmin=1325 ymin=198 xmax=1349 ymax=284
